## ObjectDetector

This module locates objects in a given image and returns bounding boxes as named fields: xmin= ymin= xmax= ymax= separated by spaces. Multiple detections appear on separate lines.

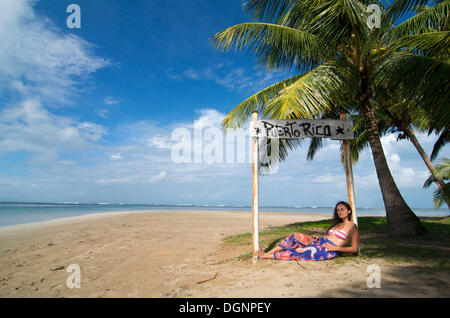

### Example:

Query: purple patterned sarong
xmin=274 ymin=233 xmax=338 ymax=261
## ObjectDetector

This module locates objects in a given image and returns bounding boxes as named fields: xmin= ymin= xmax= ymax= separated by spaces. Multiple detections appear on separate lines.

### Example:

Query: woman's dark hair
xmin=328 ymin=201 xmax=352 ymax=231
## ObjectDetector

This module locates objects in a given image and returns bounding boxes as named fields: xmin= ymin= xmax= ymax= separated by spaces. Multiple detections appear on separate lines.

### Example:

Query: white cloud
xmin=166 ymin=68 xmax=182 ymax=81
xmin=149 ymin=135 xmax=173 ymax=150
xmin=310 ymin=173 xmax=345 ymax=185
xmin=0 ymin=99 xmax=107 ymax=162
xmin=168 ymin=64 xmax=293 ymax=94
xmin=1 ymin=96 xmax=446 ymax=207
xmin=192 ymin=108 xmax=225 ymax=129
xmin=149 ymin=171 xmax=166 ymax=184
xmin=0 ymin=0 xmax=110 ymax=163
xmin=183 ymin=69 xmax=199 ymax=79
xmin=57 ymin=160 xmax=76 ymax=165
xmin=354 ymin=172 xmax=378 ymax=189
xmin=379 ymin=134 xmax=431 ymax=188
xmin=95 ymin=108 xmax=109 ymax=118
xmin=390 ymin=153 xmax=401 ymax=163
xmin=104 ymin=96 xmax=119 ymax=105
xmin=110 ymin=153 xmax=123 ymax=160
xmin=0 ymin=0 xmax=110 ymax=104
xmin=94 ymin=170 xmax=166 ymax=185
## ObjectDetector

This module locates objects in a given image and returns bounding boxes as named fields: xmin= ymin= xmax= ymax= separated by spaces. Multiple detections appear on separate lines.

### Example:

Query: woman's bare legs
xmin=258 ymin=243 xmax=283 ymax=259
xmin=259 ymin=252 xmax=274 ymax=259
xmin=258 ymin=249 xmax=275 ymax=259
xmin=266 ymin=245 xmax=284 ymax=254
xmin=259 ymin=232 xmax=313 ymax=259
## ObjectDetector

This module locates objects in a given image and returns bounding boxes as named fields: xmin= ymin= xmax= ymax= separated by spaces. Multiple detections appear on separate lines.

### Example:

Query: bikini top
xmin=328 ymin=227 xmax=347 ymax=240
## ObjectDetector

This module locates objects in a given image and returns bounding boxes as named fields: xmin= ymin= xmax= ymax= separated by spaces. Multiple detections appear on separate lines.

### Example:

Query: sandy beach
xmin=0 ymin=210 xmax=448 ymax=298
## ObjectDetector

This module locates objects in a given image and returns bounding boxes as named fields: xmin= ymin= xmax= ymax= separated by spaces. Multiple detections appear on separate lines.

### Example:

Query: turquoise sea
xmin=0 ymin=202 xmax=448 ymax=227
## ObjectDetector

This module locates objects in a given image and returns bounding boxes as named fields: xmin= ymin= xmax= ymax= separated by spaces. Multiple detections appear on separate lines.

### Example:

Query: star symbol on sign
xmin=336 ymin=126 xmax=344 ymax=135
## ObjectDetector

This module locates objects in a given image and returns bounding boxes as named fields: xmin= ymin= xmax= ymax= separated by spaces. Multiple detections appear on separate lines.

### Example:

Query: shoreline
xmin=0 ymin=207 xmax=447 ymax=232
xmin=0 ymin=210 xmax=331 ymax=235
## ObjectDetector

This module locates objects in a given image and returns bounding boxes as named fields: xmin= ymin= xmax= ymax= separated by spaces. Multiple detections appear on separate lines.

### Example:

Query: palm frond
xmin=307 ymin=137 xmax=325 ymax=161
xmin=222 ymin=73 xmax=306 ymax=130
xmin=243 ymin=0 xmax=297 ymax=23
xmin=258 ymin=137 xmax=304 ymax=174
xmin=212 ymin=22 xmax=329 ymax=71
xmin=304 ymin=0 xmax=371 ymax=53
xmin=423 ymin=157 xmax=450 ymax=208
xmin=423 ymin=157 xmax=450 ymax=186
xmin=435 ymin=158 xmax=450 ymax=179
xmin=432 ymin=187 xmax=446 ymax=208
xmin=262 ymin=60 xmax=356 ymax=120
xmin=423 ymin=174 xmax=435 ymax=188
xmin=372 ymin=52 xmax=450 ymax=128
xmin=387 ymin=0 xmax=430 ymax=21
xmin=430 ymin=129 xmax=450 ymax=161
xmin=386 ymin=1 xmax=449 ymax=40
xmin=390 ymin=31 xmax=450 ymax=59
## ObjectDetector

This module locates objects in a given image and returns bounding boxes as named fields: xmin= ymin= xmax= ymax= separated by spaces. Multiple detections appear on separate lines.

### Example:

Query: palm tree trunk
xmin=359 ymin=68 xmax=427 ymax=236
xmin=403 ymin=125 xmax=450 ymax=209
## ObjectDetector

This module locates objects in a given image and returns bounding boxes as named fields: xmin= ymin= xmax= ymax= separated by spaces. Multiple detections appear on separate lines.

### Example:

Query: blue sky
xmin=0 ymin=0 xmax=448 ymax=208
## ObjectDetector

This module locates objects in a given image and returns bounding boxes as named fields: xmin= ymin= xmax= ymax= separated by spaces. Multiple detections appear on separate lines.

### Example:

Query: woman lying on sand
xmin=259 ymin=201 xmax=359 ymax=261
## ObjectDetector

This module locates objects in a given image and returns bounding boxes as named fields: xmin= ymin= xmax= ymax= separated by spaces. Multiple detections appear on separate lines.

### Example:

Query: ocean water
xmin=0 ymin=203 xmax=448 ymax=227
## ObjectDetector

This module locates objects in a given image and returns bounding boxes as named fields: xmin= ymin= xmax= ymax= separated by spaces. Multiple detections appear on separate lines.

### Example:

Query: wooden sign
xmin=249 ymin=119 xmax=354 ymax=140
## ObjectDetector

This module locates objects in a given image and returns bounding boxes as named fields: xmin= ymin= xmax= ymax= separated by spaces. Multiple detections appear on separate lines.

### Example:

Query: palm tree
xmin=290 ymin=1 xmax=450 ymax=209
xmin=212 ymin=0 xmax=449 ymax=236
xmin=391 ymin=107 xmax=450 ymax=209
xmin=423 ymin=158 xmax=450 ymax=208
xmin=307 ymin=98 xmax=450 ymax=210
xmin=370 ymin=1 xmax=450 ymax=208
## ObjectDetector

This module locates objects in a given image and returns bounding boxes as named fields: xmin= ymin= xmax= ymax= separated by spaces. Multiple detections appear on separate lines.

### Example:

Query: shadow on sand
xmin=261 ymin=217 xmax=450 ymax=297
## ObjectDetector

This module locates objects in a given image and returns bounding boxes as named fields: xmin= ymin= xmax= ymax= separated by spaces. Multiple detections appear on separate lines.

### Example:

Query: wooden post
xmin=251 ymin=111 xmax=260 ymax=263
xmin=340 ymin=113 xmax=358 ymax=228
